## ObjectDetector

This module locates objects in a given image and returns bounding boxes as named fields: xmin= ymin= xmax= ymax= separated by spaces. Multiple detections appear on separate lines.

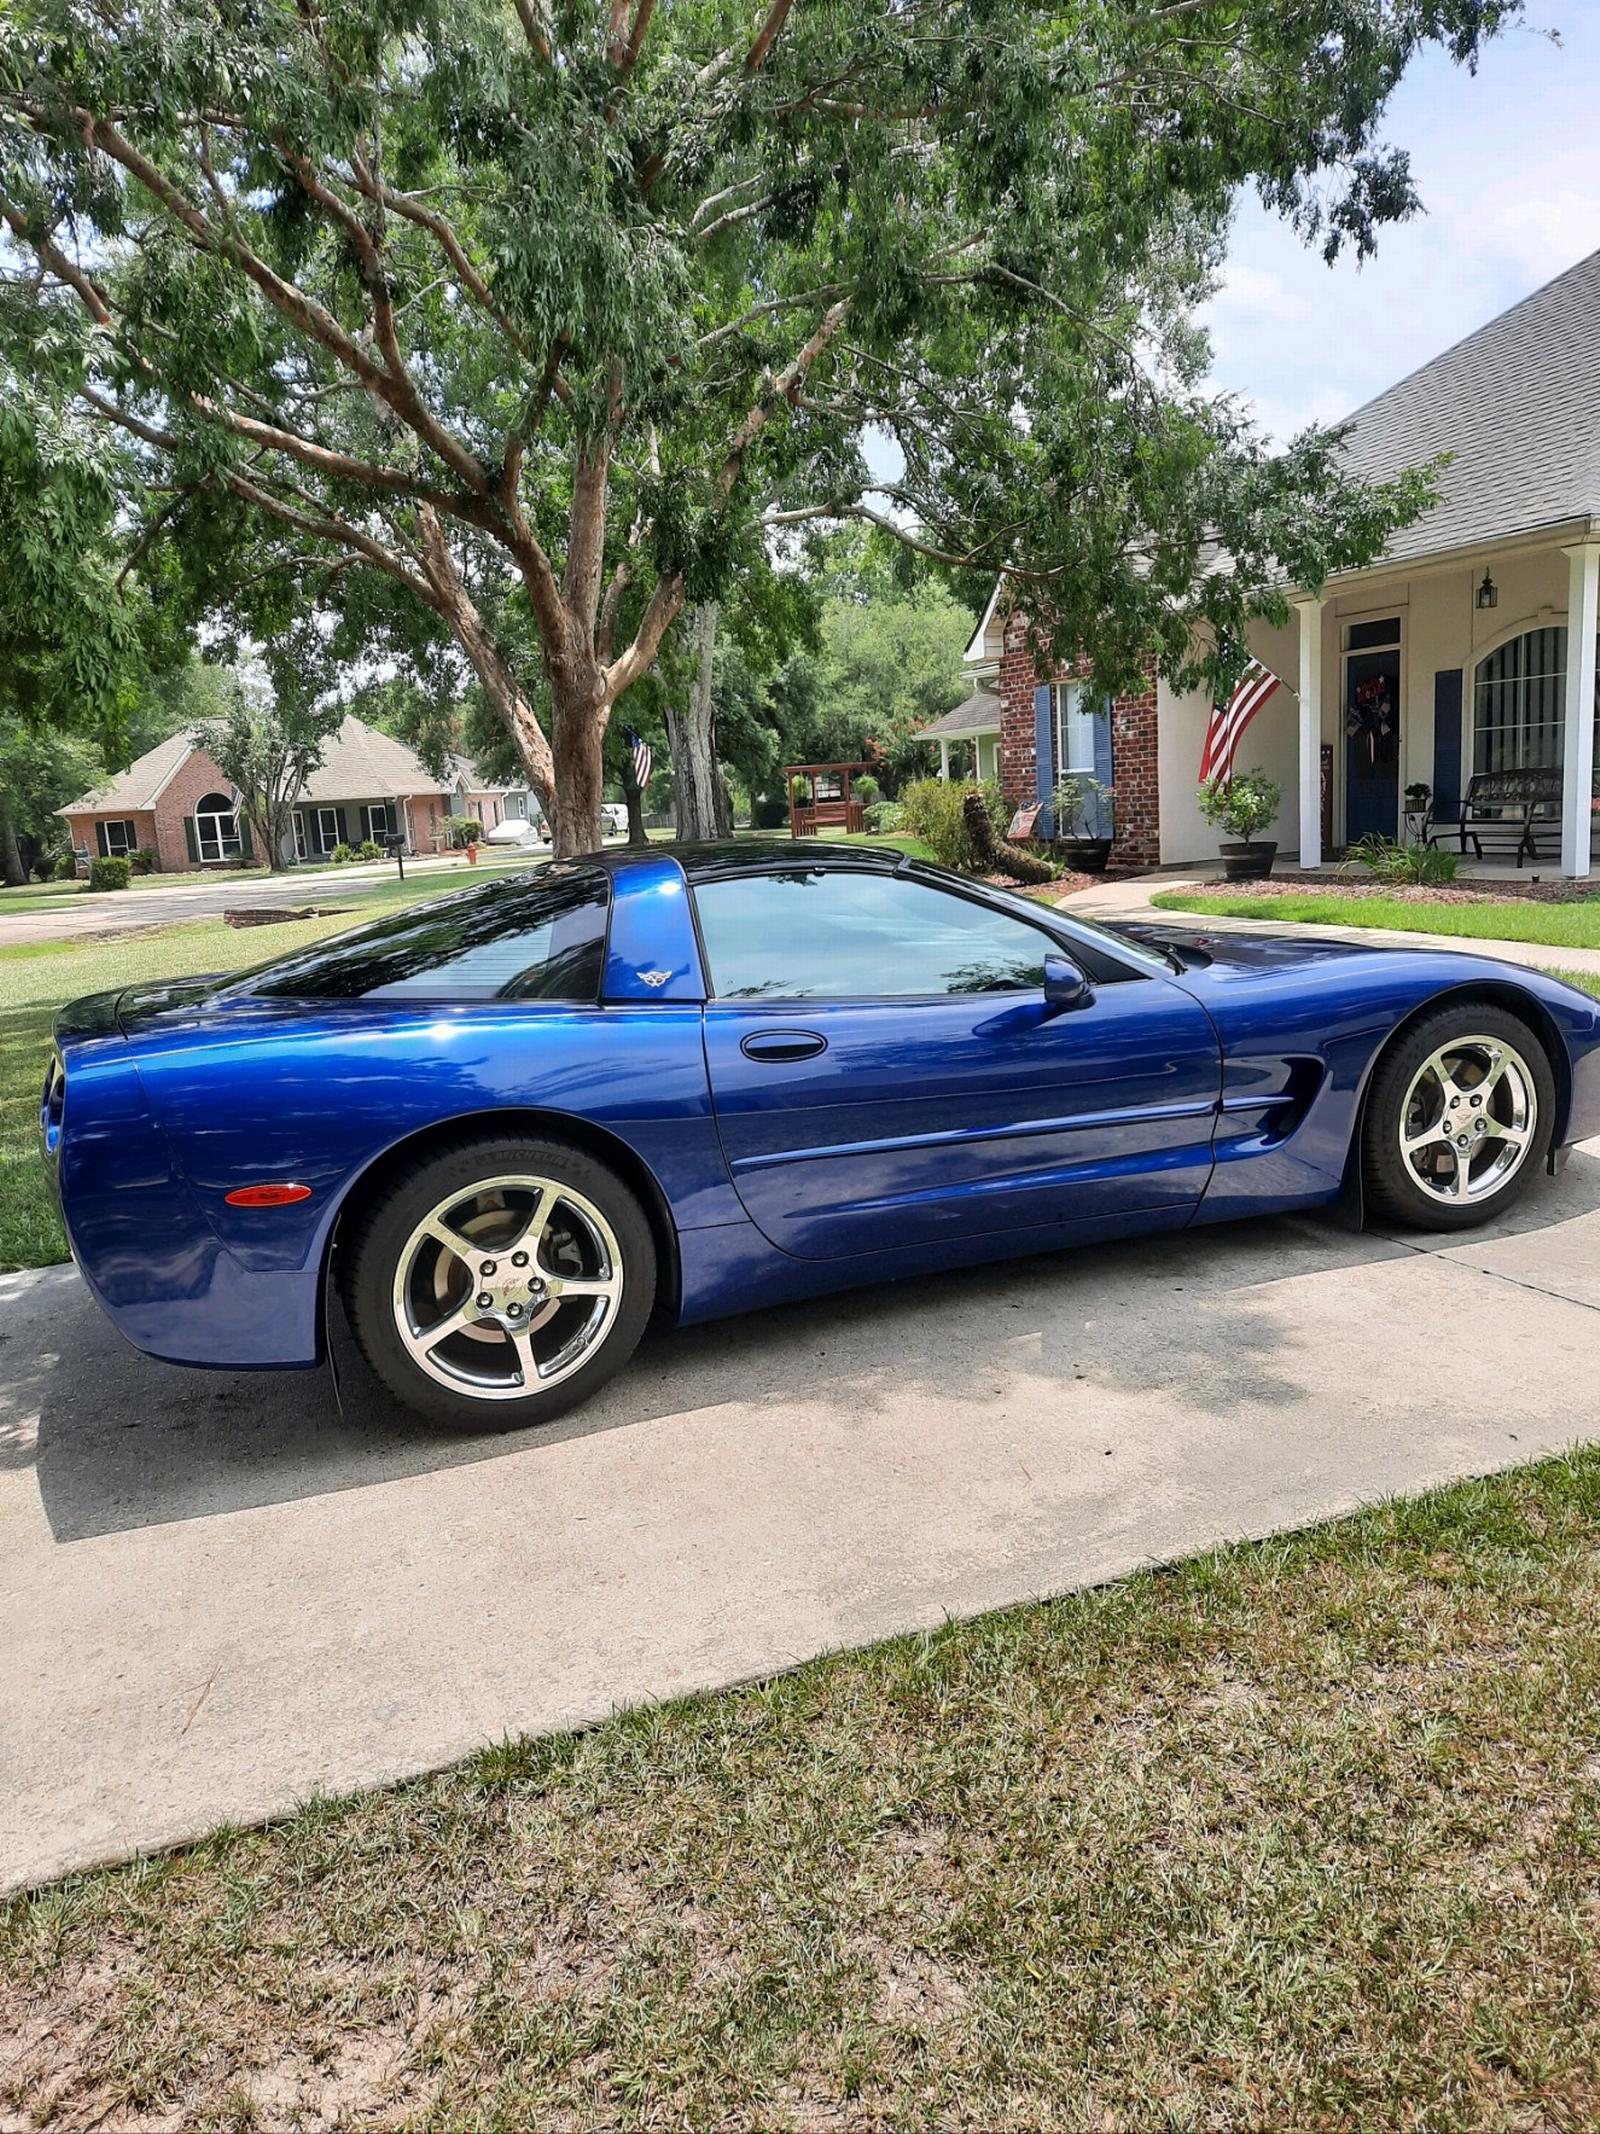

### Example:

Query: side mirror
xmin=1043 ymin=950 xmax=1094 ymax=1012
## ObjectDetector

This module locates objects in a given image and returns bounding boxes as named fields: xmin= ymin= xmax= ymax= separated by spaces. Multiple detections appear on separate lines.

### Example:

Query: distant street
xmin=0 ymin=848 xmax=547 ymax=949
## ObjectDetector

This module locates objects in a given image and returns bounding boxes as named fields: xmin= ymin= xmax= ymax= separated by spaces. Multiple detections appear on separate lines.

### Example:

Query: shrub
xmin=1197 ymin=768 xmax=1281 ymax=841
xmin=1051 ymin=773 xmax=1115 ymax=839
xmin=751 ymin=795 xmax=789 ymax=830
xmin=330 ymin=841 xmax=356 ymax=864
xmin=33 ymin=856 xmax=57 ymax=882
xmin=864 ymin=800 xmax=904 ymax=834
xmin=55 ymin=853 xmax=80 ymax=880
xmin=128 ymin=846 xmax=157 ymax=875
xmin=853 ymin=772 xmax=881 ymax=807
xmin=88 ymin=854 xmax=132 ymax=891
xmin=899 ymin=777 xmax=1010 ymax=873
xmin=443 ymin=814 xmax=484 ymax=848
xmin=357 ymin=838 xmax=384 ymax=860
xmin=1347 ymin=834 xmax=1461 ymax=886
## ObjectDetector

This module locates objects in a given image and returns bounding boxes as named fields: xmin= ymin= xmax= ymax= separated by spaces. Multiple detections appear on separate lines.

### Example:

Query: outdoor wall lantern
xmin=1476 ymin=568 xmax=1499 ymax=611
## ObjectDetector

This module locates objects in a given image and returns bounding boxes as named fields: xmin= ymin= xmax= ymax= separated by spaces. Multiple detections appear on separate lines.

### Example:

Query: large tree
xmin=1 ymin=0 xmax=1517 ymax=854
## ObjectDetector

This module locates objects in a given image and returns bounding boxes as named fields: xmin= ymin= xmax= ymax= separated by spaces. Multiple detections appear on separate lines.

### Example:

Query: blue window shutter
xmin=1432 ymin=669 xmax=1464 ymax=823
xmin=1093 ymin=695 xmax=1117 ymax=839
xmin=1033 ymin=683 xmax=1054 ymax=831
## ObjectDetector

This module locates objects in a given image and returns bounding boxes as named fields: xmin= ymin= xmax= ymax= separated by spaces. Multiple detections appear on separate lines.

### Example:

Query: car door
xmin=694 ymin=864 xmax=1221 ymax=1260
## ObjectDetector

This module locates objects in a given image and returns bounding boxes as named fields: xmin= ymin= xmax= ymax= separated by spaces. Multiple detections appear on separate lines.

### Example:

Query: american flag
xmin=1200 ymin=658 xmax=1282 ymax=783
xmin=624 ymin=725 xmax=653 ymax=790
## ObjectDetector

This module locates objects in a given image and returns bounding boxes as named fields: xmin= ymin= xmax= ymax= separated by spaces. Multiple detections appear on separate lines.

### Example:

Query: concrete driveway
xmin=4 ymin=1152 xmax=1598 ymax=1896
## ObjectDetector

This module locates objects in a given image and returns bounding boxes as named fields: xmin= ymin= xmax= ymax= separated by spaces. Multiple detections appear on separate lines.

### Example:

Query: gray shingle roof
xmin=59 ymin=730 xmax=194 ymax=815
xmin=60 ymin=713 xmax=459 ymax=817
xmin=298 ymin=715 xmax=446 ymax=801
xmin=915 ymin=689 xmax=1003 ymax=740
xmin=1337 ymin=246 xmax=1600 ymax=565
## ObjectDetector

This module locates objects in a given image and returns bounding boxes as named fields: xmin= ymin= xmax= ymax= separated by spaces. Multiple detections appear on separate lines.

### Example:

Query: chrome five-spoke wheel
xmin=393 ymin=1173 xmax=624 ymax=1400
xmin=1362 ymin=1004 xmax=1554 ymax=1232
xmin=1398 ymin=1034 xmax=1537 ymax=1207
xmin=343 ymin=1134 xmax=657 ymax=1429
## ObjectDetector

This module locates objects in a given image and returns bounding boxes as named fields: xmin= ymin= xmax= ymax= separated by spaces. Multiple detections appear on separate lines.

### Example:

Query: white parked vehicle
xmin=484 ymin=815 xmax=546 ymax=847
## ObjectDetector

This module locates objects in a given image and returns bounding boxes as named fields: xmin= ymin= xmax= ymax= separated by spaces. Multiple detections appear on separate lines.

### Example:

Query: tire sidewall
xmin=344 ymin=1134 xmax=657 ymax=1429
xmin=1362 ymin=1003 xmax=1555 ymax=1231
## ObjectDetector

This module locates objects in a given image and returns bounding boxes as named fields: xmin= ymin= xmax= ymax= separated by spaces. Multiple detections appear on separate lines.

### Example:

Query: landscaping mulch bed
xmin=978 ymin=869 xmax=1095 ymax=899
xmin=1180 ymin=869 xmax=1600 ymax=907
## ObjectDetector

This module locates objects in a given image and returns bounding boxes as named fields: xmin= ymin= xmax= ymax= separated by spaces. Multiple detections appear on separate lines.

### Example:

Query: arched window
xmin=193 ymin=790 xmax=242 ymax=863
xmin=1473 ymin=626 xmax=1600 ymax=778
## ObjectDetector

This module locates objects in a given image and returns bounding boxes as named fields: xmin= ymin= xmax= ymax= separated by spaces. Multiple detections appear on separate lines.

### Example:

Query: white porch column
xmin=1293 ymin=595 xmax=1325 ymax=870
xmin=1560 ymin=540 xmax=1599 ymax=879
xmin=938 ymin=738 xmax=951 ymax=781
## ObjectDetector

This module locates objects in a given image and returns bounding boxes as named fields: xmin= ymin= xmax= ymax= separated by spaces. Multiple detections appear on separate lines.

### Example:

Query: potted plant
xmin=1197 ymin=767 xmax=1281 ymax=880
xmin=1050 ymin=772 xmax=1116 ymax=873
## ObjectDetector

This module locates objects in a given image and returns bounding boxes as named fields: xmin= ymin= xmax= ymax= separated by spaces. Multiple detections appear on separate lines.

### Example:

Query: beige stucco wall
xmin=1157 ymin=542 xmax=1578 ymax=865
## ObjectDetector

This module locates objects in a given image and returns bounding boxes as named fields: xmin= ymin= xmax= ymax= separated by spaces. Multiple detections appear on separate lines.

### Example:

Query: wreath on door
xmin=1345 ymin=674 xmax=1395 ymax=770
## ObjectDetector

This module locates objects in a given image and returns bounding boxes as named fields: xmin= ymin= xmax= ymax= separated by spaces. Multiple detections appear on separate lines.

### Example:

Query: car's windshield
xmin=234 ymin=865 xmax=610 ymax=1003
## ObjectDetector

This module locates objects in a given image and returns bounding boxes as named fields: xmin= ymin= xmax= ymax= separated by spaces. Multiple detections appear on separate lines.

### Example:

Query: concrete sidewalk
xmin=4 ymin=1156 xmax=1598 ymax=1895
xmin=1062 ymin=871 xmax=1600 ymax=977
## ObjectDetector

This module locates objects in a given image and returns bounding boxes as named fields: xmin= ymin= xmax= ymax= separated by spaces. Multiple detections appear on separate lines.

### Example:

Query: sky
xmin=1204 ymin=2 xmax=1600 ymax=441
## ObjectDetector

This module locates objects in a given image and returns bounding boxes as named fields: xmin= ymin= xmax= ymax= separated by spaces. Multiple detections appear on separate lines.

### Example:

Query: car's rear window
xmin=243 ymin=866 xmax=610 ymax=1003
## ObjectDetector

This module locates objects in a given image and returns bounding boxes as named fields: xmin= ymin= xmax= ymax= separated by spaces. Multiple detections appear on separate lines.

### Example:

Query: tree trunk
xmin=549 ymin=687 xmax=607 ymax=858
xmin=0 ymin=809 xmax=26 ymax=888
xmin=670 ymin=603 xmax=721 ymax=843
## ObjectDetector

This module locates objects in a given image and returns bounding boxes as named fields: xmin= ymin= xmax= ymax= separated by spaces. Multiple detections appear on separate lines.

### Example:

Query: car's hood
xmin=1109 ymin=919 xmax=1394 ymax=974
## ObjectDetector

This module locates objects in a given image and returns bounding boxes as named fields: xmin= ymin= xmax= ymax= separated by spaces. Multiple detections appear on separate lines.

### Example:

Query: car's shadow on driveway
xmin=13 ymin=1147 xmax=1600 ymax=1544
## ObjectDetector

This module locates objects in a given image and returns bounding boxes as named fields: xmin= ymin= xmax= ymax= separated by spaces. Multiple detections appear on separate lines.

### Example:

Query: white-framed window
xmin=193 ymin=791 xmax=242 ymax=863
xmin=96 ymin=818 xmax=138 ymax=858
xmin=293 ymin=810 xmax=309 ymax=861
xmin=1473 ymin=626 xmax=1600 ymax=777
xmin=1053 ymin=681 xmax=1097 ymax=774
xmin=317 ymin=806 xmax=341 ymax=852
xmin=362 ymin=802 xmax=396 ymax=843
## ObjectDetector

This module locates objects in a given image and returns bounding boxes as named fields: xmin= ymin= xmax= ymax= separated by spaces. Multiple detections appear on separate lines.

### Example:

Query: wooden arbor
xmin=785 ymin=762 xmax=870 ymax=837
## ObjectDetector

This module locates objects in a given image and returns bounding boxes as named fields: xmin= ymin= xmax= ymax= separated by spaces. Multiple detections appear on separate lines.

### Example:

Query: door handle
xmin=740 ymin=1029 xmax=827 ymax=1063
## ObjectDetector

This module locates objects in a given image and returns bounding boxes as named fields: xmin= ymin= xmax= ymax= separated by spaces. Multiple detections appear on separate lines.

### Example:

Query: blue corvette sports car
xmin=42 ymin=843 xmax=1600 ymax=1429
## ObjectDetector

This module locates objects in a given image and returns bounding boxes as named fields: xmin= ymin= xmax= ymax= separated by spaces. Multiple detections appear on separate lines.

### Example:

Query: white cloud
xmin=1205 ymin=1 xmax=1600 ymax=441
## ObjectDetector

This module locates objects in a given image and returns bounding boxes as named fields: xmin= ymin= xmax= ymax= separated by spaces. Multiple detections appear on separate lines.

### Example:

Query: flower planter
xmin=1218 ymin=839 xmax=1277 ymax=881
xmin=1057 ymin=835 xmax=1113 ymax=874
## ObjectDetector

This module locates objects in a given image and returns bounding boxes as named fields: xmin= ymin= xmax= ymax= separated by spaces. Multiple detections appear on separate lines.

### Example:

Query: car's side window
xmin=694 ymin=870 xmax=1054 ymax=1001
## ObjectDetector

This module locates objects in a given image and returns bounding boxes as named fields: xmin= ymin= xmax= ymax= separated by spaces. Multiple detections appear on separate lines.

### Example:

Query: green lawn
xmin=5 ymin=1448 xmax=1600 ymax=2128
xmin=1153 ymin=886 xmax=1600 ymax=949
xmin=0 ymin=870 xmax=527 ymax=1272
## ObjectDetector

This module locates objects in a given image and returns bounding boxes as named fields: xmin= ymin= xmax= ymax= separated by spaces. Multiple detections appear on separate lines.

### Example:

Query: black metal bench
xmin=1427 ymin=768 xmax=1562 ymax=868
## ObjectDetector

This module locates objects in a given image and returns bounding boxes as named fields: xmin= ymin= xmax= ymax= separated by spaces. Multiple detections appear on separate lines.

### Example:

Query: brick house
xmin=965 ymin=244 xmax=1600 ymax=877
xmin=960 ymin=590 xmax=1161 ymax=867
xmin=60 ymin=714 xmax=524 ymax=873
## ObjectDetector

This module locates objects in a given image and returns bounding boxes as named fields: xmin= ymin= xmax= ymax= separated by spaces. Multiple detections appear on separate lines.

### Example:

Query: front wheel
xmin=341 ymin=1134 xmax=657 ymax=1428
xmin=1361 ymin=1004 xmax=1555 ymax=1230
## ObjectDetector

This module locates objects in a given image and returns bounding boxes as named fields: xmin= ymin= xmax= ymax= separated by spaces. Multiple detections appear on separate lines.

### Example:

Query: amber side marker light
xmin=224 ymin=1183 xmax=314 ymax=1208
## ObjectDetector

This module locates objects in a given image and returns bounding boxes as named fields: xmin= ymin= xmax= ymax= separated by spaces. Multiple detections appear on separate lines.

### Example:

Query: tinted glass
xmin=245 ymin=866 xmax=609 ymax=1003
xmin=695 ymin=869 xmax=1051 ymax=1000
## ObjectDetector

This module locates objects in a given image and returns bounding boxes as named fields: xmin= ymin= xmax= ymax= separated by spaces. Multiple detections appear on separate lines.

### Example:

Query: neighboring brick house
xmin=961 ymin=590 xmax=1161 ymax=869
xmin=59 ymin=714 xmax=524 ymax=873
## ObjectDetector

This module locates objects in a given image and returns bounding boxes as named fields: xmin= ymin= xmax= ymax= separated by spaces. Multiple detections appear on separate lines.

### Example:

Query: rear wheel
xmin=342 ymin=1134 xmax=657 ymax=1428
xmin=1361 ymin=1004 xmax=1554 ymax=1230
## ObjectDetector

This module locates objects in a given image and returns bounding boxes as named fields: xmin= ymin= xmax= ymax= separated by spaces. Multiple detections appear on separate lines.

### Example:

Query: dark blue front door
xmin=1344 ymin=648 xmax=1401 ymax=842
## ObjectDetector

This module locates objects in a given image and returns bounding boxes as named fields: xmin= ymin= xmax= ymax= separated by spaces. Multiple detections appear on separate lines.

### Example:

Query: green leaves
xmin=0 ymin=0 xmax=1522 ymax=812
